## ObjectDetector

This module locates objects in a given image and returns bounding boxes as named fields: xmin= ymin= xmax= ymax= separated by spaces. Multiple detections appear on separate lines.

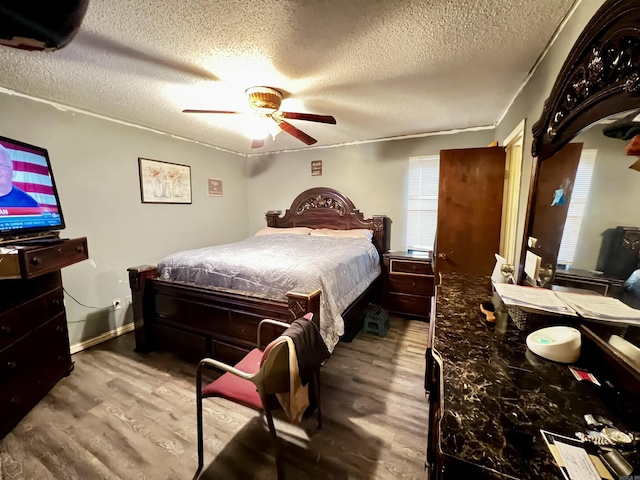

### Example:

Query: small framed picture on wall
xmin=311 ymin=160 xmax=322 ymax=176
xmin=208 ymin=178 xmax=223 ymax=196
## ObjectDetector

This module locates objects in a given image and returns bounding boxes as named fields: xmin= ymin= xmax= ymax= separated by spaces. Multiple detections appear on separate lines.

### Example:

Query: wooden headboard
xmin=264 ymin=187 xmax=391 ymax=256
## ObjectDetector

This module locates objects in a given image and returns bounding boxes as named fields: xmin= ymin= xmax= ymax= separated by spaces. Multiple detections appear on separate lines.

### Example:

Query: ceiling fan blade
xmin=74 ymin=32 xmax=219 ymax=81
xmin=251 ymin=138 xmax=265 ymax=149
xmin=182 ymin=109 xmax=242 ymax=114
xmin=278 ymin=112 xmax=336 ymax=124
xmin=276 ymin=119 xmax=317 ymax=145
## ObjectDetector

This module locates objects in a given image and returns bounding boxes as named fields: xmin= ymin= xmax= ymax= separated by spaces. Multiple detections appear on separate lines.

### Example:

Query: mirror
xmin=532 ymin=115 xmax=640 ymax=305
xmin=527 ymin=117 xmax=640 ymax=372
xmin=523 ymin=0 xmax=640 ymax=377
xmin=558 ymin=115 xmax=639 ymax=282
xmin=550 ymin=116 xmax=640 ymax=370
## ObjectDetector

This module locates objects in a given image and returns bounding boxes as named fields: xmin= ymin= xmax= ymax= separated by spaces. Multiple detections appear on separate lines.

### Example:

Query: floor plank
xmin=0 ymin=316 xmax=429 ymax=479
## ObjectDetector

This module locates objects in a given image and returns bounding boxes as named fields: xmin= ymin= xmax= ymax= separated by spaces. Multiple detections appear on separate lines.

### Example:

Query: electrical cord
xmin=62 ymin=287 xmax=105 ymax=310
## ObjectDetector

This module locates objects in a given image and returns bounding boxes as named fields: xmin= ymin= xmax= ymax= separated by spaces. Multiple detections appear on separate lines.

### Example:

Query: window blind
xmin=557 ymin=149 xmax=596 ymax=264
xmin=407 ymin=155 xmax=439 ymax=251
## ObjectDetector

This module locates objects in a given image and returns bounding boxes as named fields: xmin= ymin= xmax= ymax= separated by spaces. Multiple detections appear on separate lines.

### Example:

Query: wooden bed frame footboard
xmin=128 ymin=187 xmax=390 ymax=365
xmin=128 ymin=265 xmax=321 ymax=364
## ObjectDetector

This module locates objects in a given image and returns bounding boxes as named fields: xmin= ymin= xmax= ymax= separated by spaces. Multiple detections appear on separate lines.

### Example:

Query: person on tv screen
xmin=0 ymin=144 xmax=39 ymax=207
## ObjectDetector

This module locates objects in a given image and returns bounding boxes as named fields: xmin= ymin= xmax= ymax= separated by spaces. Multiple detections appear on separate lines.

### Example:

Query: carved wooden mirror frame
xmin=521 ymin=0 xmax=640 ymax=279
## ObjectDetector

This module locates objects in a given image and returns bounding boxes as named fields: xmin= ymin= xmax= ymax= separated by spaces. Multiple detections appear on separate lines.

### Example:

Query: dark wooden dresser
xmin=426 ymin=273 xmax=640 ymax=479
xmin=382 ymin=251 xmax=433 ymax=318
xmin=0 ymin=237 xmax=88 ymax=438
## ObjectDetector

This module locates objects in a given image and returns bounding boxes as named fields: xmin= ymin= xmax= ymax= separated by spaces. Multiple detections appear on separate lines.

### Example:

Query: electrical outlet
xmin=112 ymin=298 xmax=121 ymax=310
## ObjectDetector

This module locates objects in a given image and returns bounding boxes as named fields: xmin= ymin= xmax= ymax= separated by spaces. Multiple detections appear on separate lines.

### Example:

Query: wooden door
xmin=435 ymin=147 xmax=506 ymax=278
xmin=525 ymin=143 xmax=583 ymax=268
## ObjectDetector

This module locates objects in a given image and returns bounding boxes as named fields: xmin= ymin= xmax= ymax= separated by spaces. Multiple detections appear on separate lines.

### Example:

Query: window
xmin=407 ymin=155 xmax=439 ymax=251
xmin=557 ymin=149 xmax=596 ymax=264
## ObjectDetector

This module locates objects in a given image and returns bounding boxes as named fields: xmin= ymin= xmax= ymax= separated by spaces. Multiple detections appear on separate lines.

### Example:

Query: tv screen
xmin=0 ymin=135 xmax=65 ymax=239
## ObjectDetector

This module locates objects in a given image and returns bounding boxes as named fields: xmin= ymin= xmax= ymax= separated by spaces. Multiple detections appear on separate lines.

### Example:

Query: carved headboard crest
xmin=532 ymin=0 xmax=640 ymax=160
xmin=296 ymin=194 xmax=347 ymax=216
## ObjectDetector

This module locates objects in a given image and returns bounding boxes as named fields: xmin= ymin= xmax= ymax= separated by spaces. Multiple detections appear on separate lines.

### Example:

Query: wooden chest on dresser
xmin=0 ymin=237 xmax=88 ymax=438
xmin=382 ymin=252 xmax=434 ymax=318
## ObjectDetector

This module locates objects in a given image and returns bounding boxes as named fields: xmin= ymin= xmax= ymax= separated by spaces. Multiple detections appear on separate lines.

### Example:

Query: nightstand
xmin=382 ymin=252 xmax=434 ymax=318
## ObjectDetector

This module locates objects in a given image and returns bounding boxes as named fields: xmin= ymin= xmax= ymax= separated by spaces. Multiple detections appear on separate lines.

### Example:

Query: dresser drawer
xmin=0 ymin=238 xmax=88 ymax=280
xmin=20 ymin=238 xmax=89 ymax=279
xmin=389 ymin=259 xmax=433 ymax=275
xmin=387 ymin=275 xmax=434 ymax=296
xmin=0 ymin=287 xmax=64 ymax=351
xmin=0 ymin=273 xmax=61 ymax=312
xmin=0 ymin=313 xmax=71 ymax=387
xmin=0 ymin=315 xmax=72 ymax=438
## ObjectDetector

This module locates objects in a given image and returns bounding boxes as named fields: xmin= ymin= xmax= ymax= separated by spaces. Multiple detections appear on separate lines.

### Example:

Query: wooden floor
xmin=0 ymin=316 xmax=429 ymax=479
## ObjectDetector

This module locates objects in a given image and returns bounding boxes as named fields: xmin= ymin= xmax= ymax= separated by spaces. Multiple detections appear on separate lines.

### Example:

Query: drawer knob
xmin=10 ymin=396 xmax=20 ymax=405
xmin=0 ymin=325 xmax=12 ymax=334
xmin=412 ymin=282 xmax=416 ymax=288
xmin=53 ymin=298 xmax=61 ymax=306
xmin=76 ymin=245 xmax=85 ymax=253
xmin=56 ymin=325 xmax=64 ymax=332
xmin=30 ymin=256 xmax=41 ymax=265
xmin=437 ymin=253 xmax=447 ymax=260
xmin=6 ymin=361 xmax=17 ymax=370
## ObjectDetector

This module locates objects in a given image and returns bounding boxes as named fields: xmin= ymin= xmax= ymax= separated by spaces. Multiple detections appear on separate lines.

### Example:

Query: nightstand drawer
xmin=386 ymin=293 xmax=430 ymax=317
xmin=387 ymin=275 xmax=433 ymax=296
xmin=390 ymin=259 xmax=432 ymax=275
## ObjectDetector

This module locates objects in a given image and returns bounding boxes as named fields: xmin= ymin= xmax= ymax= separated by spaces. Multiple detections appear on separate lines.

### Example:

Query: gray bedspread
xmin=157 ymin=234 xmax=381 ymax=352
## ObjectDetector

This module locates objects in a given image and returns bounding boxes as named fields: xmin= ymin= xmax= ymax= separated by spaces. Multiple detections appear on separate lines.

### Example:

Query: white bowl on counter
xmin=526 ymin=326 xmax=581 ymax=363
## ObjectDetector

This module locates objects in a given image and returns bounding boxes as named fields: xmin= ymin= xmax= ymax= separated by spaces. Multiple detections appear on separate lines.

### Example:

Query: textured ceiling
xmin=0 ymin=0 xmax=575 ymax=156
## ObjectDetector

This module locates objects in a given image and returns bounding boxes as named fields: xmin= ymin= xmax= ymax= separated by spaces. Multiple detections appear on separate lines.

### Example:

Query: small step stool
xmin=363 ymin=304 xmax=390 ymax=338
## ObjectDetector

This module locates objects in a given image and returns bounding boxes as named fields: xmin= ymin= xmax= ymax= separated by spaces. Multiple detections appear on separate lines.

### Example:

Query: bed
xmin=128 ymin=187 xmax=391 ymax=364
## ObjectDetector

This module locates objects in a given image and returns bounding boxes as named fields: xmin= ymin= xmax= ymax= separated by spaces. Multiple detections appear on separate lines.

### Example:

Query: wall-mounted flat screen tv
xmin=0 ymin=135 xmax=65 ymax=239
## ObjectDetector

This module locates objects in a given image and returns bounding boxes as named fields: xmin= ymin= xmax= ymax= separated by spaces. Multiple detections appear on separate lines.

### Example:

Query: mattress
xmin=157 ymin=234 xmax=381 ymax=352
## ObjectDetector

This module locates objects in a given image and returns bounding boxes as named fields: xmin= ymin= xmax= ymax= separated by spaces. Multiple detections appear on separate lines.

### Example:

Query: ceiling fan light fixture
xmin=246 ymin=86 xmax=283 ymax=114
xmin=264 ymin=117 xmax=282 ymax=139
xmin=245 ymin=113 xmax=269 ymax=140
xmin=244 ymin=112 xmax=282 ymax=141
xmin=182 ymin=86 xmax=333 ymax=148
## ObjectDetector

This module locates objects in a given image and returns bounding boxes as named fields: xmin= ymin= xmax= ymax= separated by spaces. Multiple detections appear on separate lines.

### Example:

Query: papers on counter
xmin=493 ymin=283 xmax=577 ymax=316
xmin=554 ymin=292 xmax=640 ymax=326
xmin=541 ymin=430 xmax=613 ymax=480
xmin=555 ymin=441 xmax=602 ymax=480
xmin=493 ymin=283 xmax=640 ymax=326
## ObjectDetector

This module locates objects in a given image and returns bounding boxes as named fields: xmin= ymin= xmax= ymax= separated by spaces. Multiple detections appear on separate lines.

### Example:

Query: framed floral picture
xmin=138 ymin=158 xmax=192 ymax=204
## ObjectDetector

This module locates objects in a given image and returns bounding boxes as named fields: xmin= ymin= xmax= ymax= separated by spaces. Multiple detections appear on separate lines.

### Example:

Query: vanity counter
xmin=427 ymin=273 xmax=640 ymax=479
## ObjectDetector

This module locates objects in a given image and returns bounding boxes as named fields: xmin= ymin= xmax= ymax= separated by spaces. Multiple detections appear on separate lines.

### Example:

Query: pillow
xmin=310 ymin=228 xmax=374 ymax=240
xmin=255 ymin=226 xmax=312 ymax=236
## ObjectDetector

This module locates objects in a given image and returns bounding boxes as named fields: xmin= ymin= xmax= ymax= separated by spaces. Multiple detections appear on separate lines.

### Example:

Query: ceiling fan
xmin=182 ymin=86 xmax=336 ymax=149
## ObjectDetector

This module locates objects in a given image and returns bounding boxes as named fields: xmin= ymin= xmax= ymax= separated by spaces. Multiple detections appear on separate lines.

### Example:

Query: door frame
xmin=500 ymin=120 xmax=525 ymax=264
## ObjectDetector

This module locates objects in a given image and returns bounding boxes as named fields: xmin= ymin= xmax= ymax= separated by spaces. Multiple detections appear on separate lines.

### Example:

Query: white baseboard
xmin=70 ymin=322 xmax=135 ymax=355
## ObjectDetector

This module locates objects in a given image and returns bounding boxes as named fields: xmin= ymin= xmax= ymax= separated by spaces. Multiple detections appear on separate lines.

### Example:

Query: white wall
xmin=246 ymin=130 xmax=495 ymax=251
xmin=0 ymin=92 xmax=248 ymax=346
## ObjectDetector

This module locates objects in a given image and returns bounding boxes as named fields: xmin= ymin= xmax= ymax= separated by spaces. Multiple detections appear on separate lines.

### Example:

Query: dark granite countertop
xmin=433 ymin=273 xmax=640 ymax=479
